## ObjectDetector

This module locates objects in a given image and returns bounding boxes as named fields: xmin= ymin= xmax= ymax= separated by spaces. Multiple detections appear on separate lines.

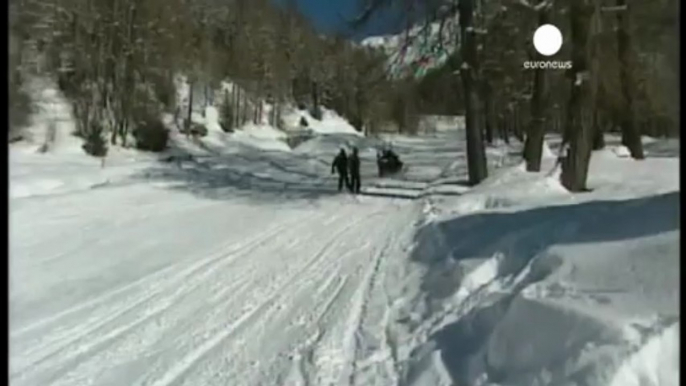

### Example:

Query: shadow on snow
xmin=411 ymin=191 xmax=679 ymax=300
xmin=133 ymin=148 xmax=343 ymax=204
xmin=407 ymin=191 xmax=680 ymax=385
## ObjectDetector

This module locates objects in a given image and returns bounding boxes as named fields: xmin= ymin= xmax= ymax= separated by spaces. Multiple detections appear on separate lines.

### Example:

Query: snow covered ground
xmin=401 ymin=139 xmax=680 ymax=386
xmin=10 ymin=85 xmax=679 ymax=386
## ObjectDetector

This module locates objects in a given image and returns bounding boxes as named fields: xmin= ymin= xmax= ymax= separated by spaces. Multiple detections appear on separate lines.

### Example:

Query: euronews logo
xmin=523 ymin=24 xmax=572 ymax=70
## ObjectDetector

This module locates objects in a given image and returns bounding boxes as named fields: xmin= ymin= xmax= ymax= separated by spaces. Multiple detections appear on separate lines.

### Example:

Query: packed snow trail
xmin=10 ymin=177 xmax=423 ymax=386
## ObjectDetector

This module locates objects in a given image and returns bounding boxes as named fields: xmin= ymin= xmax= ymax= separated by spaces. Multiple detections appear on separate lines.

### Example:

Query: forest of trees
xmin=9 ymin=0 xmax=679 ymax=192
xmin=356 ymin=0 xmax=679 ymax=190
xmin=7 ymin=0 xmax=421 ymax=153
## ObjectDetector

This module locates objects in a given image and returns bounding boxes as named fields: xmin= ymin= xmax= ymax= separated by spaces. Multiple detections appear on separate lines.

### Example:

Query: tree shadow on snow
xmin=643 ymin=139 xmax=680 ymax=158
xmin=137 ymin=134 xmax=472 ymax=204
xmin=428 ymin=291 xmax=631 ymax=386
xmin=411 ymin=192 xmax=680 ymax=300
xmin=134 ymin=143 xmax=427 ymax=204
xmin=134 ymin=148 xmax=344 ymax=204
xmin=407 ymin=192 xmax=679 ymax=385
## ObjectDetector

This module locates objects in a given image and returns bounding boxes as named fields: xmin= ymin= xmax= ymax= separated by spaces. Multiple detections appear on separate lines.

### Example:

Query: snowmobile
xmin=376 ymin=148 xmax=404 ymax=177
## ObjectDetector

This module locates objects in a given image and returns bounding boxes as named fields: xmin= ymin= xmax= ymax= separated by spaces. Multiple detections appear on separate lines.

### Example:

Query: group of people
xmin=331 ymin=147 xmax=361 ymax=194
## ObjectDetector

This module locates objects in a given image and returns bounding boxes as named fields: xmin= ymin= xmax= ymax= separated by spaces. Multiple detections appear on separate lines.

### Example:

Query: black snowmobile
xmin=377 ymin=148 xmax=404 ymax=177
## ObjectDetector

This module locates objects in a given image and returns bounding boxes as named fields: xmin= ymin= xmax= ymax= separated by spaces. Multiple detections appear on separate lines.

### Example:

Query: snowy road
xmin=11 ymin=124 xmax=678 ymax=386
xmin=10 ymin=179 xmax=421 ymax=386
xmin=13 ymin=76 xmax=679 ymax=386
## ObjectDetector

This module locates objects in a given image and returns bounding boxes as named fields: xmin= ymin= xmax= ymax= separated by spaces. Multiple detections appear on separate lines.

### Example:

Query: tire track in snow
xmin=347 ymin=220 xmax=402 ymax=386
xmin=286 ymin=210 xmax=410 ymax=386
xmin=239 ymin=210 xmax=405 ymax=386
xmin=137 ymin=210 xmax=381 ymax=386
xmin=11 ymin=215 xmax=294 ymax=341
xmin=10 ymin=211 xmax=324 ymax=381
xmin=35 ymin=210 xmax=341 ymax=386
xmin=346 ymin=205 xmax=419 ymax=386
xmin=12 ymin=271 xmax=246 ymax=386
xmin=230 ymin=225 xmax=382 ymax=385
xmin=261 ymin=240 xmax=378 ymax=385
xmin=143 ymin=205 xmax=393 ymax=386
xmin=289 ymin=275 xmax=351 ymax=386
xmin=13 ymin=194 xmax=418 ymax=386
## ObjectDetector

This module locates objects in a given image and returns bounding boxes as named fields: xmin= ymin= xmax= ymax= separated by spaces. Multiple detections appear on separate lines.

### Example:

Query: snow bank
xmin=168 ymin=76 xmax=365 ymax=156
xmin=9 ymin=148 xmax=154 ymax=199
xmin=230 ymin=124 xmax=291 ymax=152
xmin=13 ymin=76 xmax=83 ymax=155
xmin=282 ymin=107 xmax=362 ymax=136
xmin=316 ymin=108 xmax=362 ymax=135
xmin=418 ymin=115 xmax=465 ymax=132
xmin=293 ymin=134 xmax=377 ymax=157
xmin=203 ymin=106 xmax=222 ymax=133
xmin=609 ymin=322 xmax=679 ymax=386
xmin=404 ymin=136 xmax=680 ymax=386
xmin=541 ymin=140 xmax=556 ymax=159
xmin=447 ymin=161 xmax=568 ymax=214
xmin=9 ymin=76 xmax=164 ymax=199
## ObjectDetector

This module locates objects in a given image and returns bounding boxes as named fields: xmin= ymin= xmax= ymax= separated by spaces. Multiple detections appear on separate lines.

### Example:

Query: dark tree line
xmin=355 ymin=0 xmax=678 ymax=191
xmin=8 ymin=0 xmax=415 ymax=153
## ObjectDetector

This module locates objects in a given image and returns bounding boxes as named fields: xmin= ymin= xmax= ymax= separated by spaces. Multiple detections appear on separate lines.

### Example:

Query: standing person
xmin=349 ymin=147 xmax=361 ymax=194
xmin=331 ymin=148 xmax=351 ymax=192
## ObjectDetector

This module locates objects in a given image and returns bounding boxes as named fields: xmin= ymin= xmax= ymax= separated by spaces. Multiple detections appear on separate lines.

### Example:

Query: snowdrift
xmin=172 ymin=79 xmax=365 ymax=154
xmin=417 ymin=115 xmax=465 ymax=133
xmin=12 ymin=77 xmax=83 ymax=155
xmin=403 ymin=138 xmax=680 ymax=386
xmin=230 ymin=124 xmax=291 ymax=152
xmin=282 ymin=107 xmax=362 ymax=136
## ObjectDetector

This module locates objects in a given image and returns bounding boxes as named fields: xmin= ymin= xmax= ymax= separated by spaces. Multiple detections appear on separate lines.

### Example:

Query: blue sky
xmin=272 ymin=0 xmax=409 ymax=40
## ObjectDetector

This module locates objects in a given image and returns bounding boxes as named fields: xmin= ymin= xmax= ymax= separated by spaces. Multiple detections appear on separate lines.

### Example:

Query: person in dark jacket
xmin=331 ymin=149 xmax=351 ymax=192
xmin=349 ymin=147 xmax=361 ymax=194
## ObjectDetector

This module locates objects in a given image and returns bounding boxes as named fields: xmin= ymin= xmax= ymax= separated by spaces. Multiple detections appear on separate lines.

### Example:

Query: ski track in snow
xmin=11 ymin=110 xmax=678 ymax=386
xmin=10 ymin=177 xmax=421 ymax=386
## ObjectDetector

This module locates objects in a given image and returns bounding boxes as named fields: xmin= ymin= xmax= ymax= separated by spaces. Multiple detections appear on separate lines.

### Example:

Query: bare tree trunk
xmin=592 ymin=108 xmax=605 ymax=150
xmin=524 ymin=3 xmax=550 ymax=172
xmin=524 ymin=72 xmax=546 ymax=171
xmin=242 ymin=88 xmax=249 ymax=125
xmin=119 ymin=1 xmax=136 ymax=145
xmin=254 ymin=93 xmax=260 ymax=125
xmin=234 ymin=86 xmax=240 ymax=128
xmin=556 ymin=107 xmax=563 ymax=134
xmin=110 ymin=118 xmax=118 ymax=144
xmin=121 ymin=120 xmax=128 ymax=147
xmin=186 ymin=80 xmax=194 ymax=136
xmin=498 ymin=113 xmax=510 ymax=144
xmin=272 ymin=99 xmax=280 ymax=128
xmin=311 ymin=81 xmax=321 ymax=120
xmin=513 ymin=105 xmax=524 ymax=142
xmin=459 ymin=0 xmax=488 ymax=185
xmin=616 ymin=0 xmax=644 ymax=159
xmin=258 ymin=99 xmax=263 ymax=124
xmin=482 ymin=82 xmax=494 ymax=145
xmin=276 ymin=97 xmax=283 ymax=129
xmin=560 ymin=0 xmax=594 ymax=192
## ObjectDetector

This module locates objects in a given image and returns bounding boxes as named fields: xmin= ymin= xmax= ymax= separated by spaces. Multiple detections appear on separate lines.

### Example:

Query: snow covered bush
xmin=299 ymin=116 xmax=309 ymax=128
xmin=190 ymin=122 xmax=208 ymax=137
xmin=9 ymin=77 xmax=32 ymax=142
xmin=219 ymin=94 xmax=235 ymax=133
xmin=310 ymin=105 xmax=323 ymax=121
xmin=133 ymin=117 xmax=168 ymax=152
xmin=151 ymin=75 xmax=176 ymax=112
xmin=81 ymin=122 xmax=108 ymax=157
